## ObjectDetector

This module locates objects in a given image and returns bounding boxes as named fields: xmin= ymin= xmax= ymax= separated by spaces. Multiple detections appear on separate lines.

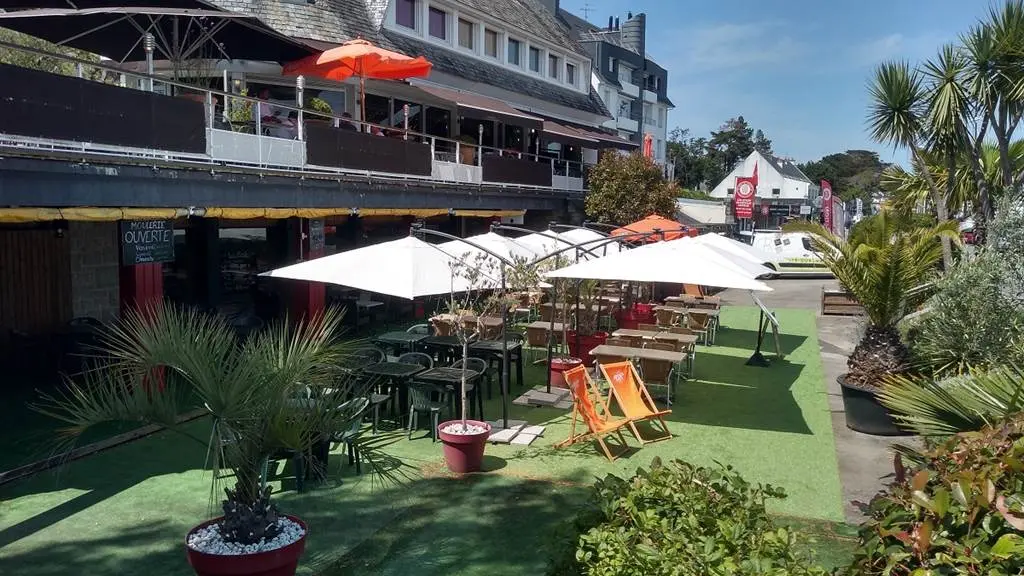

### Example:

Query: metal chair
xmin=639 ymin=357 xmax=676 ymax=405
xmin=604 ymin=336 xmax=633 ymax=347
xmin=352 ymin=346 xmax=386 ymax=366
xmin=688 ymin=312 xmax=712 ymax=346
xmin=655 ymin=308 xmax=678 ymax=327
xmin=397 ymin=352 xmax=433 ymax=368
xmin=407 ymin=382 xmax=448 ymax=442
xmin=451 ymin=358 xmax=487 ymax=417
xmin=331 ymin=397 xmax=370 ymax=475
xmin=637 ymin=323 xmax=660 ymax=332
xmin=406 ymin=323 xmax=430 ymax=335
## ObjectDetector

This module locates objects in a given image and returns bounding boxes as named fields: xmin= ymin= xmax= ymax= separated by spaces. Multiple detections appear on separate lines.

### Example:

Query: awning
xmin=570 ymin=124 xmax=637 ymax=150
xmin=413 ymin=84 xmax=543 ymax=131
xmin=0 ymin=207 xmax=524 ymax=222
xmin=0 ymin=3 xmax=313 ymax=63
xmin=542 ymin=120 xmax=598 ymax=148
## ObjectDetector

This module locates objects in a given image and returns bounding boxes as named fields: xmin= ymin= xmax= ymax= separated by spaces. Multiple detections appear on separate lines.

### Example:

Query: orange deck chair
xmin=599 ymin=361 xmax=672 ymax=444
xmin=682 ymin=283 xmax=704 ymax=297
xmin=557 ymin=364 xmax=633 ymax=461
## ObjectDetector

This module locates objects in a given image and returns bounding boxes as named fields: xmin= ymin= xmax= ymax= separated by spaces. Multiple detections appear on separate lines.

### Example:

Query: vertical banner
xmin=734 ymin=176 xmax=756 ymax=219
xmin=821 ymin=180 xmax=833 ymax=233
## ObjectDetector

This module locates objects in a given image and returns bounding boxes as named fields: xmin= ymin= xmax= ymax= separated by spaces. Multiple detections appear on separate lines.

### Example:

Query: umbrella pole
xmin=360 ymin=75 xmax=366 ymax=132
xmin=545 ymin=281 xmax=557 ymax=394
xmin=501 ymin=267 xmax=509 ymax=429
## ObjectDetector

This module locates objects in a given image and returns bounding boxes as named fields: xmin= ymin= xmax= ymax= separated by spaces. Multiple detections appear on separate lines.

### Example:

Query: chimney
xmin=608 ymin=15 xmax=613 ymax=31
xmin=614 ymin=17 xmax=620 ymax=30
xmin=538 ymin=0 xmax=560 ymax=15
xmin=620 ymin=12 xmax=645 ymax=55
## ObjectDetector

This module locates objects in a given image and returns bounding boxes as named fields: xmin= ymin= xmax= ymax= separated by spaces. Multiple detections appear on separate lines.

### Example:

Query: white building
xmin=709 ymin=150 xmax=819 ymax=228
xmin=558 ymin=9 xmax=674 ymax=169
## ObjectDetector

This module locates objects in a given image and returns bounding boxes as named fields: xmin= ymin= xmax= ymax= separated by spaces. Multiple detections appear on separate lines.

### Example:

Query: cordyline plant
xmin=444 ymin=251 xmax=540 ymax=431
xmin=33 ymin=305 xmax=373 ymax=545
xmin=785 ymin=209 xmax=960 ymax=389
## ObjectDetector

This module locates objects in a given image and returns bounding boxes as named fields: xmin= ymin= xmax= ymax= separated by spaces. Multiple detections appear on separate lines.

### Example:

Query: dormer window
xmin=507 ymin=38 xmax=522 ymax=66
xmin=484 ymin=28 xmax=499 ymax=58
xmin=565 ymin=62 xmax=576 ymax=86
xmin=458 ymin=18 xmax=474 ymax=50
xmin=529 ymin=46 xmax=541 ymax=72
xmin=548 ymin=54 xmax=560 ymax=79
xmin=428 ymin=7 xmax=447 ymax=40
xmin=396 ymin=0 xmax=416 ymax=29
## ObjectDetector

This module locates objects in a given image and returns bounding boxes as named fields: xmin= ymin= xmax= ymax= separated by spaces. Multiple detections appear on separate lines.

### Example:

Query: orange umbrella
xmin=283 ymin=38 xmax=432 ymax=125
xmin=611 ymin=214 xmax=686 ymax=242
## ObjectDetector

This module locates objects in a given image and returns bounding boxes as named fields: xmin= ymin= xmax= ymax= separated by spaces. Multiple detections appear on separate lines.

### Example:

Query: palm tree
xmin=868 ymin=61 xmax=955 ymax=268
xmin=880 ymin=141 xmax=1024 ymax=216
xmin=33 ymin=305 xmax=372 ymax=545
xmin=785 ymin=211 xmax=960 ymax=389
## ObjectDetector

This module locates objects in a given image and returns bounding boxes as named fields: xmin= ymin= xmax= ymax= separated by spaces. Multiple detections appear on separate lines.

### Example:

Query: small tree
xmin=585 ymin=151 xmax=678 ymax=226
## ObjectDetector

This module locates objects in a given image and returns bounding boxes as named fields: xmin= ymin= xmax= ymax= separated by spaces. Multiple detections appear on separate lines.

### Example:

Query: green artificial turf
xmin=0 ymin=306 xmax=849 ymax=576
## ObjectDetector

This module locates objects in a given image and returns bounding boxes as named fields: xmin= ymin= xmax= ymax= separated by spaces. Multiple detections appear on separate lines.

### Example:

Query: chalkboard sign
xmin=309 ymin=219 xmax=325 ymax=254
xmin=120 ymin=220 xmax=175 ymax=265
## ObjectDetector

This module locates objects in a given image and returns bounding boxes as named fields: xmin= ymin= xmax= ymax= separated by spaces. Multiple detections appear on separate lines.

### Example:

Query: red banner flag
xmin=734 ymin=176 xmax=756 ymax=220
xmin=821 ymin=180 xmax=833 ymax=232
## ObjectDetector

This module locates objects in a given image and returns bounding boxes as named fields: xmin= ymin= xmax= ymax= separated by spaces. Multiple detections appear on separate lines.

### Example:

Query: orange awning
xmin=611 ymin=214 xmax=686 ymax=242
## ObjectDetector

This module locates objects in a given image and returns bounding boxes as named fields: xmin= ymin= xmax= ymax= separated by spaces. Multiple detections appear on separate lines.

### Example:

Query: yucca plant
xmin=785 ymin=210 xmax=960 ymax=389
xmin=33 ymin=304 xmax=371 ymax=545
xmin=878 ymin=364 xmax=1024 ymax=436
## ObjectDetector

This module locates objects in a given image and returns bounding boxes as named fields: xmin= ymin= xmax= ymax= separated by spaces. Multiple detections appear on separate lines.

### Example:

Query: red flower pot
xmin=438 ymin=420 xmax=492 ymax=473
xmin=548 ymin=356 xmax=583 ymax=388
xmin=615 ymin=309 xmax=638 ymax=330
xmin=567 ymin=331 xmax=608 ymax=366
xmin=185 ymin=516 xmax=307 ymax=576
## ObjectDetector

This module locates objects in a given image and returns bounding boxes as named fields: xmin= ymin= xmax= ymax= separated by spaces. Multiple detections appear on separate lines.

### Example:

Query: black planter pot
xmin=837 ymin=374 xmax=911 ymax=436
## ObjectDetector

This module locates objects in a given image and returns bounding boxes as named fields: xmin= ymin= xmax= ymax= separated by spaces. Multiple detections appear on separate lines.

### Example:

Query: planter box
xmin=838 ymin=374 xmax=911 ymax=436
xmin=821 ymin=290 xmax=865 ymax=316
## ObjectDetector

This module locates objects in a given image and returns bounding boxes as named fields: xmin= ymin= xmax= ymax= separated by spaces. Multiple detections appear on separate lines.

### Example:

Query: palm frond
xmin=867 ymin=61 xmax=926 ymax=148
xmin=879 ymin=364 xmax=1024 ymax=436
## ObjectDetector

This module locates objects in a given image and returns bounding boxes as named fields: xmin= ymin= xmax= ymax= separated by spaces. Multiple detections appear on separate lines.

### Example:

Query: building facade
xmin=0 ymin=0 xmax=639 ymax=352
xmin=557 ymin=8 xmax=674 ymax=168
xmin=708 ymin=151 xmax=820 ymax=229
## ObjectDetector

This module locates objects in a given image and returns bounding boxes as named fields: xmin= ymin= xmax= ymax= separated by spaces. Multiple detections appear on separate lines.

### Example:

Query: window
xmin=643 ymin=103 xmax=653 ymax=125
xmin=565 ymin=62 xmax=576 ymax=85
xmin=802 ymin=237 xmax=819 ymax=252
xmin=727 ymin=188 xmax=735 ymax=195
xmin=458 ymin=18 xmax=474 ymax=49
xmin=507 ymin=38 xmax=522 ymax=65
xmin=428 ymin=7 xmax=447 ymax=39
xmin=529 ymin=46 xmax=541 ymax=72
xmin=395 ymin=0 xmax=416 ymax=29
xmin=658 ymin=108 xmax=665 ymax=128
xmin=771 ymin=188 xmax=781 ymax=195
xmin=618 ymin=99 xmax=631 ymax=117
xmin=608 ymin=57 xmax=614 ymax=71
xmin=602 ymin=88 xmax=612 ymax=105
xmin=484 ymin=28 xmax=498 ymax=57
xmin=618 ymin=66 xmax=631 ymax=85
xmin=548 ymin=54 xmax=559 ymax=78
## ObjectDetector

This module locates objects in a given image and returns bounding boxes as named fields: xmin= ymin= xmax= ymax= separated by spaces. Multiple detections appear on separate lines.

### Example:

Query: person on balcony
xmin=339 ymin=112 xmax=358 ymax=131
xmin=253 ymin=88 xmax=296 ymax=139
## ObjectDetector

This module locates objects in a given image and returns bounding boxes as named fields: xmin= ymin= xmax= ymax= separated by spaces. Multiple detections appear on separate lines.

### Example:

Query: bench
xmin=821 ymin=289 xmax=865 ymax=316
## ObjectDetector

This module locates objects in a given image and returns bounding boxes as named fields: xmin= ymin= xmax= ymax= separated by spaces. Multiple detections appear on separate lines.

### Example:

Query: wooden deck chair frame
xmin=599 ymin=361 xmax=672 ymax=445
xmin=556 ymin=365 xmax=632 ymax=461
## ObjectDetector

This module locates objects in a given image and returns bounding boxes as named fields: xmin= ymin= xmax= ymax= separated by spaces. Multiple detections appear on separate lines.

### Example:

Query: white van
xmin=741 ymin=230 xmax=833 ymax=277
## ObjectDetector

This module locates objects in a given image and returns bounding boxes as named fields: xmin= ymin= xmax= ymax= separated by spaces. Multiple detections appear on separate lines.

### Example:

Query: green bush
xmin=907 ymin=251 xmax=1024 ymax=375
xmin=548 ymin=458 xmax=829 ymax=576
xmin=846 ymin=413 xmax=1024 ymax=575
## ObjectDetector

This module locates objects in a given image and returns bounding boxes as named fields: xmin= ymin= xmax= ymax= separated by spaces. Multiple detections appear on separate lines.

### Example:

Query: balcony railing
xmin=0 ymin=40 xmax=588 ymax=193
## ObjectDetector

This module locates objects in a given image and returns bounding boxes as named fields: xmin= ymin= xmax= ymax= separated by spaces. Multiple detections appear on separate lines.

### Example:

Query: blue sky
xmin=560 ymin=0 xmax=993 ymax=167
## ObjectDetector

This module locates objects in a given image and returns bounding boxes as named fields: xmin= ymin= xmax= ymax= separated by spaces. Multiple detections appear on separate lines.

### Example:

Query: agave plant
xmin=785 ymin=211 xmax=960 ymax=389
xmin=33 ymin=305 xmax=371 ymax=545
xmin=878 ymin=364 xmax=1024 ymax=436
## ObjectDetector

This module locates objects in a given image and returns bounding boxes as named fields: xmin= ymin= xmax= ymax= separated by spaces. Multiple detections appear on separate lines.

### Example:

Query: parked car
xmin=741 ymin=229 xmax=834 ymax=277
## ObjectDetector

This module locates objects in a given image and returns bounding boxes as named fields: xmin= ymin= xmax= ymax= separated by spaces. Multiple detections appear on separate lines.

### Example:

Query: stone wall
xmin=69 ymin=222 xmax=120 ymax=321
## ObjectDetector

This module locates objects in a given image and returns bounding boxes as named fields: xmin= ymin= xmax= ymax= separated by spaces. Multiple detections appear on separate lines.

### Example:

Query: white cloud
xmin=850 ymin=32 xmax=950 ymax=66
xmin=682 ymin=21 xmax=806 ymax=71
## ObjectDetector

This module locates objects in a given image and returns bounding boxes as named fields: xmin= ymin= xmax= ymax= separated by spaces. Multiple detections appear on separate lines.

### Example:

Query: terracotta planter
xmin=185 ymin=516 xmax=307 ymax=576
xmin=548 ymin=356 xmax=583 ymax=388
xmin=438 ymin=420 xmax=492 ymax=473
xmin=838 ymin=374 xmax=911 ymax=436
xmin=567 ymin=331 xmax=608 ymax=366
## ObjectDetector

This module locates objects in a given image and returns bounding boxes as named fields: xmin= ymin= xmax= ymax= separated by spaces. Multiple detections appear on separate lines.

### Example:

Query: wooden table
xmin=666 ymin=295 xmax=721 ymax=304
xmin=526 ymin=320 xmax=566 ymax=332
xmin=588 ymin=344 xmax=686 ymax=363
xmin=612 ymin=329 xmax=698 ymax=346
xmin=654 ymin=306 xmax=721 ymax=317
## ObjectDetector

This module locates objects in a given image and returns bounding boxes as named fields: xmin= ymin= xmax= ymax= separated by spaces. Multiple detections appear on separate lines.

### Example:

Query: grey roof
xmin=207 ymin=0 xmax=608 ymax=117
xmin=763 ymin=153 xmax=812 ymax=183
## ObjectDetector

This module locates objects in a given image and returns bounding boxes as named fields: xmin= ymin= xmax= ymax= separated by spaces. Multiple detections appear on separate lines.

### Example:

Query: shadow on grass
xmin=712 ymin=326 xmax=809 ymax=356
xmin=673 ymin=356 xmax=812 ymax=434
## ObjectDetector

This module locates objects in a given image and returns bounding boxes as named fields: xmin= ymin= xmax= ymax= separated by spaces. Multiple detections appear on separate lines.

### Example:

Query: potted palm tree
xmin=566 ymin=279 xmax=609 ymax=367
xmin=33 ymin=305 xmax=369 ymax=576
xmin=785 ymin=210 xmax=959 ymax=435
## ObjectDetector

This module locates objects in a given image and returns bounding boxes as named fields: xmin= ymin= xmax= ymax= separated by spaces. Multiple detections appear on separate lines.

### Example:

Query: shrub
xmin=907 ymin=251 xmax=1024 ymax=375
xmin=548 ymin=458 xmax=829 ymax=576
xmin=845 ymin=413 xmax=1024 ymax=575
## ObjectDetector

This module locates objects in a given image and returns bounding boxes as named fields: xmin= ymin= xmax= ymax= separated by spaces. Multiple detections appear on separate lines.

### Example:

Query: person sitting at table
xmin=338 ymin=112 xmax=358 ymax=131
xmin=252 ymin=88 xmax=296 ymax=139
